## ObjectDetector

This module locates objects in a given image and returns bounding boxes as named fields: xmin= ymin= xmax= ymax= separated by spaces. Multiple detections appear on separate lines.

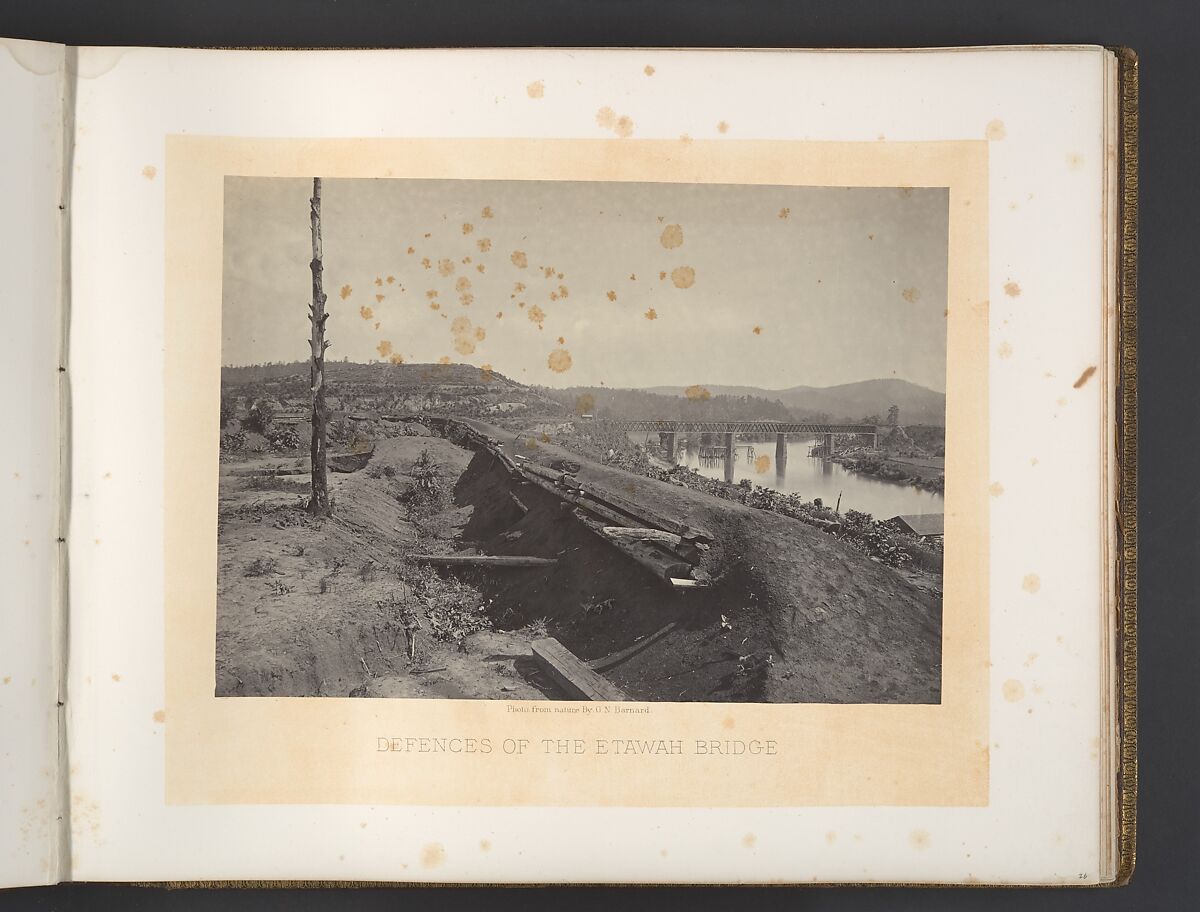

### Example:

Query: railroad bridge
xmin=592 ymin=419 xmax=878 ymax=483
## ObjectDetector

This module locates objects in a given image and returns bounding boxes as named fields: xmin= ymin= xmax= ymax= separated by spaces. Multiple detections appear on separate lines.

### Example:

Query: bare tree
xmin=307 ymin=177 xmax=332 ymax=515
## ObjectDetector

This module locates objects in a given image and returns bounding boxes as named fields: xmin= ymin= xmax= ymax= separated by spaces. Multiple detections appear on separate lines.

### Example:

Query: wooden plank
xmin=412 ymin=554 xmax=556 ymax=568
xmin=532 ymin=637 xmax=630 ymax=702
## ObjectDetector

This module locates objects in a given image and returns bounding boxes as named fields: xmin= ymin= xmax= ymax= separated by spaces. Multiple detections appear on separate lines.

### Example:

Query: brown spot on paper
xmin=152 ymin=710 xmax=166 ymax=723
xmin=644 ymin=65 xmax=655 ymax=76
xmin=1067 ymin=153 xmax=1084 ymax=170
xmin=481 ymin=206 xmax=494 ymax=219
xmin=141 ymin=165 xmax=157 ymax=180
xmin=386 ymin=275 xmax=395 ymax=284
xmin=606 ymin=290 xmax=617 ymax=302
xmin=480 ymin=839 xmax=492 ymax=851
xmin=684 ymin=384 xmax=711 ymax=401
xmin=111 ymin=674 xmax=121 ymax=683
xmin=722 ymin=717 xmax=735 ymax=730
xmin=988 ymin=482 xmax=1004 ymax=497
xmin=596 ymin=106 xmax=634 ymax=138
xmin=477 ymin=238 xmax=492 ymax=252
xmin=437 ymin=258 xmax=455 ymax=277
xmin=377 ymin=340 xmax=393 ymax=358
xmin=910 ymin=830 xmax=932 ymax=849
xmin=575 ymin=393 xmax=595 ymax=415
xmin=742 ymin=833 xmax=757 ymax=848
xmin=528 ymin=304 xmax=546 ymax=328
xmin=453 ymin=336 xmax=476 ymax=355
xmin=985 ymin=119 xmax=1007 ymax=140
xmin=339 ymin=284 xmax=352 ymax=300
xmin=511 ymin=250 xmax=528 ymax=268
xmin=1002 ymin=679 xmax=1025 ymax=702
xmin=660 ymin=224 xmax=684 ymax=249
xmin=375 ymin=277 xmax=383 ymax=287
xmin=1003 ymin=281 xmax=1022 ymax=298
xmin=375 ymin=294 xmax=384 ymax=303
xmin=754 ymin=455 xmax=771 ymax=473
xmin=359 ymin=306 xmax=373 ymax=320
xmin=548 ymin=349 xmax=573 ymax=373
xmin=526 ymin=80 xmax=544 ymax=99
xmin=421 ymin=843 xmax=446 ymax=868
xmin=752 ymin=326 xmax=762 ymax=335
xmin=717 ymin=121 xmax=730 ymax=134
xmin=1072 ymin=366 xmax=1097 ymax=389
xmin=671 ymin=266 xmax=695 ymax=289
xmin=778 ymin=208 xmax=790 ymax=219
xmin=997 ymin=341 xmax=1013 ymax=359
xmin=902 ymin=288 xmax=920 ymax=303
xmin=644 ymin=308 xmax=657 ymax=320
xmin=455 ymin=276 xmax=472 ymax=293
xmin=1022 ymin=573 xmax=1041 ymax=594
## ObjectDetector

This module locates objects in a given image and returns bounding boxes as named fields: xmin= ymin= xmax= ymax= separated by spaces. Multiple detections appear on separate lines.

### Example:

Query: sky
xmin=222 ymin=177 xmax=949 ymax=391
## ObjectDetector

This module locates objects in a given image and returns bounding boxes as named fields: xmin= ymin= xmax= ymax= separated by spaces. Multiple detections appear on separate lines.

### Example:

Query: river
xmin=630 ymin=433 xmax=944 ymax=520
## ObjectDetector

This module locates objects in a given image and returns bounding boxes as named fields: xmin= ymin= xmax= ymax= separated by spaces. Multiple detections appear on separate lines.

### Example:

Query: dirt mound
xmin=446 ymin=445 xmax=941 ymax=703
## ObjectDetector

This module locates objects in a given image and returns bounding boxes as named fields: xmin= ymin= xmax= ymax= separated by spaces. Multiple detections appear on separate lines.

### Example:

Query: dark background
xmin=1 ymin=1 xmax=1195 ymax=910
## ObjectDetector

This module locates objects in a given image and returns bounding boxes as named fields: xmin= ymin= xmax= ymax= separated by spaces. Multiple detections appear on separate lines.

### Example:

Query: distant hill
xmin=641 ymin=378 xmax=946 ymax=425
xmin=221 ymin=360 xmax=566 ymax=418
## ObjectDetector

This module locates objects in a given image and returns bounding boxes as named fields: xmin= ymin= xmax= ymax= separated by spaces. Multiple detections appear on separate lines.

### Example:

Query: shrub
xmin=266 ymin=425 xmax=302 ymax=452
xmin=244 ymin=557 xmax=279 ymax=577
xmin=243 ymin=399 xmax=276 ymax=434
xmin=405 ymin=448 xmax=449 ymax=517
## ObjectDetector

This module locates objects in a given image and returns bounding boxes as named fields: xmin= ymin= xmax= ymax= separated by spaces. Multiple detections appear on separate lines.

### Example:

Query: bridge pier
xmin=723 ymin=432 xmax=735 ymax=483
xmin=822 ymin=432 xmax=834 ymax=459
xmin=775 ymin=433 xmax=788 ymax=484
xmin=660 ymin=431 xmax=677 ymax=462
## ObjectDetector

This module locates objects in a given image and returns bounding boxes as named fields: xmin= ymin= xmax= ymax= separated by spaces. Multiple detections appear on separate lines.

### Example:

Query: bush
xmin=219 ymin=393 xmax=237 ymax=428
xmin=220 ymin=431 xmax=247 ymax=453
xmin=244 ymin=557 xmax=279 ymax=577
xmin=243 ymin=399 xmax=276 ymax=434
xmin=405 ymin=448 xmax=449 ymax=517
xmin=266 ymin=425 xmax=302 ymax=452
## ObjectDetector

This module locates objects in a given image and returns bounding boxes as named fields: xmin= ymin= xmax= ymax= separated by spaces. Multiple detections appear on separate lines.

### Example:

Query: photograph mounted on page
xmin=215 ymin=176 xmax=949 ymax=705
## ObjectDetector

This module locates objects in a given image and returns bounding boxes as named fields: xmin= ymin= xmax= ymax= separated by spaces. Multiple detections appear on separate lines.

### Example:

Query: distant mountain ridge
xmin=640 ymin=378 xmax=946 ymax=425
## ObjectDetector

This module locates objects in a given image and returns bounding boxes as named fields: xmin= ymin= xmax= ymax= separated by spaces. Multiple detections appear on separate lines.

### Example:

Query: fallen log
xmin=411 ymin=554 xmax=557 ymax=568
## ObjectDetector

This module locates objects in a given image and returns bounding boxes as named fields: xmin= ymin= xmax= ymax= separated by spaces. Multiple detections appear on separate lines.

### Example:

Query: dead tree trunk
xmin=307 ymin=177 xmax=332 ymax=515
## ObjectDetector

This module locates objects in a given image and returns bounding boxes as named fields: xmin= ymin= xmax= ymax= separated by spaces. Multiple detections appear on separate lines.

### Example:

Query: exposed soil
xmin=216 ymin=422 xmax=941 ymax=704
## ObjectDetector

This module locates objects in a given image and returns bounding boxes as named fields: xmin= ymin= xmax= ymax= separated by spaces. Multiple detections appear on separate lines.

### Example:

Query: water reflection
xmin=635 ymin=433 xmax=944 ymax=520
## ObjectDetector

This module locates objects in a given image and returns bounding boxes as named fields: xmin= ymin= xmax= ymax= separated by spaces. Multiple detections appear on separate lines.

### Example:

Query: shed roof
xmin=887 ymin=513 xmax=944 ymax=537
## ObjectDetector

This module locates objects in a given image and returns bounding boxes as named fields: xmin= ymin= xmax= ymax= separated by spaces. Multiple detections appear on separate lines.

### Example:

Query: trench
xmin=430 ymin=445 xmax=772 ymax=702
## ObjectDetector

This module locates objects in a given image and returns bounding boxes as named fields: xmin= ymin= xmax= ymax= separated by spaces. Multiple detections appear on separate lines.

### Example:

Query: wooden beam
xmin=411 ymin=554 xmax=556 ymax=568
xmin=532 ymin=637 xmax=630 ymax=701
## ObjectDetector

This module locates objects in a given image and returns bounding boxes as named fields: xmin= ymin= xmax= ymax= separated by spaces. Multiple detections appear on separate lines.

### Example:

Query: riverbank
xmin=833 ymin=447 xmax=946 ymax=495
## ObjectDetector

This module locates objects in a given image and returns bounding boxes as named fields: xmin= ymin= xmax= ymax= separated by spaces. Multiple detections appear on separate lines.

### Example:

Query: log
xmin=601 ymin=526 xmax=682 ymax=547
xmin=588 ymin=622 xmax=678 ymax=673
xmin=411 ymin=554 xmax=556 ymax=568
xmin=531 ymin=637 xmax=630 ymax=702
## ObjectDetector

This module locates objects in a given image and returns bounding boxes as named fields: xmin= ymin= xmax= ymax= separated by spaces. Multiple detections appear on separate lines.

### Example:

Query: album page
xmin=65 ymin=45 xmax=1118 ymax=884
